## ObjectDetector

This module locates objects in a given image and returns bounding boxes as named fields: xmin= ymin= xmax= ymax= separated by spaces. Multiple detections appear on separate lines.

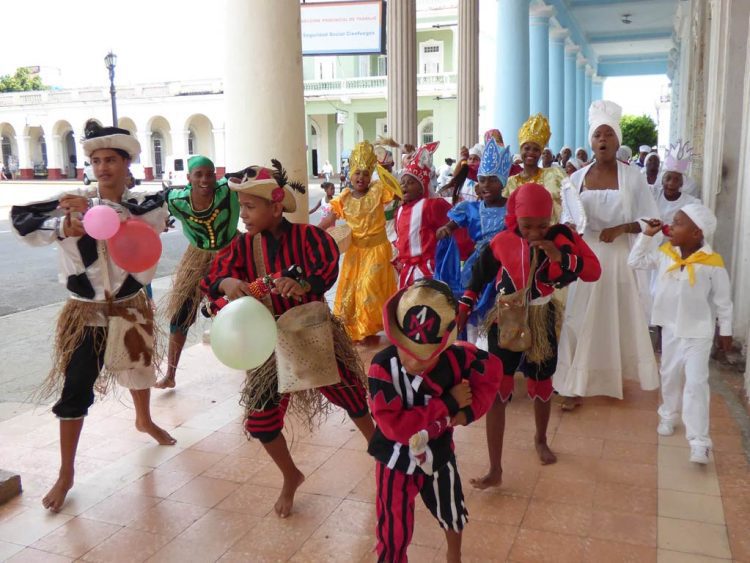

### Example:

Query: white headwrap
xmin=588 ymin=100 xmax=623 ymax=145
xmin=468 ymin=143 xmax=484 ymax=158
xmin=680 ymin=203 xmax=717 ymax=238
xmin=616 ymin=146 xmax=633 ymax=162
xmin=639 ymin=145 xmax=651 ymax=153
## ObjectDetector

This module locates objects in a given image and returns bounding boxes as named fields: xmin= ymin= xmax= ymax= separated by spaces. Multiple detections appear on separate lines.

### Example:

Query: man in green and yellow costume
xmin=155 ymin=155 xmax=239 ymax=388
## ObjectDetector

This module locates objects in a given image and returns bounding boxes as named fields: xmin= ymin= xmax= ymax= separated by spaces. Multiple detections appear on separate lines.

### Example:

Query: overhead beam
xmin=587 ymin=28 xmax=674 ymax=43
xmin=597 ymin=54 xmax=668 ymax=76
xmin=569 ymin=0 xmax=674 ymax=7
xmin=544 ymin=0 xmax=597 ymax=68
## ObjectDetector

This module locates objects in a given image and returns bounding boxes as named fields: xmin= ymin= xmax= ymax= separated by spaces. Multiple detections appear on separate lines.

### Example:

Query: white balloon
xmin=210 ymin=296 xmax=277 ymax=370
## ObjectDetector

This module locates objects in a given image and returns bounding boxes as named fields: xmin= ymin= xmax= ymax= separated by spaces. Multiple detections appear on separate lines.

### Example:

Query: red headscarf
xmin=505 ymin=182 xmax=553 ymax=231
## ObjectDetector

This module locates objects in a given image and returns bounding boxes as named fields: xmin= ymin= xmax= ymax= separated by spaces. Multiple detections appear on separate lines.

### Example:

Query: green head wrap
xmin=188 ymin=155 xmax=215 ymax=173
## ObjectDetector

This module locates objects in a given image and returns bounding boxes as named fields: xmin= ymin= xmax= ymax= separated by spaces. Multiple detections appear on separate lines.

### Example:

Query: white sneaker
xmin=657 ymin=419 xmax=674 ymax=436
xmin=690 ymin=445 xmax=710 ymax=464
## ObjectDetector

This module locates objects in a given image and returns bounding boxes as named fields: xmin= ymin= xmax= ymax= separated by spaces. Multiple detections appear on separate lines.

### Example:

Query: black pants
xmin=52 ymin=327 xmax=106 ymax=419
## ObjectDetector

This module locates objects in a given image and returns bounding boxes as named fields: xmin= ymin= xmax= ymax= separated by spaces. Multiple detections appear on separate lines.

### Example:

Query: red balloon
xmin=107 ymin=219 xmax=162 ymax=273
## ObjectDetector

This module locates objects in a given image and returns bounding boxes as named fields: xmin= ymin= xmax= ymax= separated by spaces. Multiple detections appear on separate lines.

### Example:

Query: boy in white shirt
xmin=628 ymin=203 xmax=733 ymax=464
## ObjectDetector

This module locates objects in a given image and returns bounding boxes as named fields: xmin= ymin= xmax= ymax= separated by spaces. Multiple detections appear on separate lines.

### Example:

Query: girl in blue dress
xmin=436 ymin=138 xmax=513 ymax=343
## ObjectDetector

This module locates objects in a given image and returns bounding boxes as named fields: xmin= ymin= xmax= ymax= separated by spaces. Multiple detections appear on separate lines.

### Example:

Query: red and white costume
xmin=394 ymin=142 xmax=451 ymax=288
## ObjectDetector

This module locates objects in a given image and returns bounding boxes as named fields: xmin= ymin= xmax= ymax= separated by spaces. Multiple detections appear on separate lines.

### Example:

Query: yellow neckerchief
xmin=660 ymin=242 xmax=724 ymax=286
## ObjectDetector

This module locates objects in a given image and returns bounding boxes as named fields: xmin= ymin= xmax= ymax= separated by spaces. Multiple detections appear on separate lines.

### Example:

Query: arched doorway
xmin=309 ymin=120 xmax=321 ymax=177
xmin=0 ymin=123 xmax=17 ymax=178
xmin=147 ymin=116 xmax=173 ymax=180
xmin=418 ymin=117 xmax=434 ymax=146
xmin=183 ymin=114 xmax=215 ymax=159
xmin=53 ymin=120 xmax=77 ymax=179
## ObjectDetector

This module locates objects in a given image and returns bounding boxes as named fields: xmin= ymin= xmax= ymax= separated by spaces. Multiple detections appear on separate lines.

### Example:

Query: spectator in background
xmin=437 ymin=157 xmax=455 ymax=189
xmin=576 ymin=147 xmax=589 ymax=164
xmin=636 ymin=145 xmax=651 ymax=167
xmin=541 ymin=147 xmax=555 ymax=168
xmin=616 ymin=145 xmax=633 ymax=164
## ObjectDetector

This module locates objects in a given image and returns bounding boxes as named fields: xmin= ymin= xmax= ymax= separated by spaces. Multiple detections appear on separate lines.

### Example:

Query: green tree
xmin=620 ymin=114 xmax=658 ymax=154
xmin=0 ymin=67 xmax=47 ymax=93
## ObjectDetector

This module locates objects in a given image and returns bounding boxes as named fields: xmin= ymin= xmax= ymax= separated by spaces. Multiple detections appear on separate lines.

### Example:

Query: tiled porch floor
xmin=0 ymin=339 xmax=748 ymax=562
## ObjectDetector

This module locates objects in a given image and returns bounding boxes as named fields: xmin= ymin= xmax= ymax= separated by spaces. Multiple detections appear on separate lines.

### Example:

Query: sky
xmin=3 ymin=0 xmax=667 ymax=125
xmin=0 ymin=0 xmax=228 ymax=88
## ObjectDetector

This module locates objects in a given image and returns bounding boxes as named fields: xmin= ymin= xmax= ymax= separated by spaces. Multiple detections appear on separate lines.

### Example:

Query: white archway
xmin=0 ymin=123 xmax=18 ymax=176
xmin=147 ymin=116 xmax=173 ymax=178
xmin=183 ymin=114 xmax=215 ymax=159
xmin=25 ymin=125 xmax=47 ymax=178
xmin=53 ymin=120 xmax=77 ymax=178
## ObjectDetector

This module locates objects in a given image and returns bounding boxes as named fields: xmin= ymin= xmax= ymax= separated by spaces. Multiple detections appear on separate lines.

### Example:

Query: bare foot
xmin=470 ymin=469 xmax=502 ymax=490
xmin=154 ymin=375 xmax=176 ymax=389
xmin=274 ymin=469 xmax=305 ymax=518
xmin=135 ymin=421 xmax=177 ymax=445
xmin=535 ymin=439 xmax=557 ymax=465
xmin=42 ymin=473 xmax=74 ymax=512
xmin=561 ymin=396 xmax=582 ymax=412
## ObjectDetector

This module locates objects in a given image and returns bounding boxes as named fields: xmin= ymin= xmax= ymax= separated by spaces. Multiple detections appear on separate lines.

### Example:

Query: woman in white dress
xmin=555 ymin=101 xmax=660 ymax=409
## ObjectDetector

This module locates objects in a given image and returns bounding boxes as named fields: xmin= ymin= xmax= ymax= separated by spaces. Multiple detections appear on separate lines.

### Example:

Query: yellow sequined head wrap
xmin=518 ymin=114 xmax=551 ymax=150
xmin=349 ymin=141 xmax=378 ymax=177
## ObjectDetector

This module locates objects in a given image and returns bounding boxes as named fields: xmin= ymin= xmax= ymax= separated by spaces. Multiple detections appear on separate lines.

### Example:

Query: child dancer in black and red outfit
xmin=201 ymin=163 xmax=374 ymax=518
xmin=460 ymin=183 xmax=601 ymax=490
xmin=368 ymin=279 xmax=502 ymax=562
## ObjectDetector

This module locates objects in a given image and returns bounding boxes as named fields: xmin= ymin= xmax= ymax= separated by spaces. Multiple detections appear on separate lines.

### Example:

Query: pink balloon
xmin=83 ymin=205 xmax=120 ymax=240
xmin=107 ymin=219 xmax=162 ymax=273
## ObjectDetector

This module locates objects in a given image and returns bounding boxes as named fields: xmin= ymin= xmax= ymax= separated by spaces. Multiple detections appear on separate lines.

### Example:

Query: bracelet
xmin=247 ymin=277 xmax=273 ymax=300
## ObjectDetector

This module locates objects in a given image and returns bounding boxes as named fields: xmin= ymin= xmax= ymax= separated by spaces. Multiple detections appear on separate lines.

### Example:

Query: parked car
xmin=82 ymin=162 xmax=145 ymax=185
xmin=161 ymin=155 xmax=192 ymax=188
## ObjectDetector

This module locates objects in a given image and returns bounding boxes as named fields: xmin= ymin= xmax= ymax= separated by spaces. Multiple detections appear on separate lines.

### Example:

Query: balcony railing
xmin=0 ymin=79 xmax=224 ymax=108
xmin=0 ymin=74 xmax=456 ymax=108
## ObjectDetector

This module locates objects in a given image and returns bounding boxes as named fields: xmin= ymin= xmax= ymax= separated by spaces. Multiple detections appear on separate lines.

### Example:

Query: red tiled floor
xmin=1 ymin=340 xmax=747 ymax=561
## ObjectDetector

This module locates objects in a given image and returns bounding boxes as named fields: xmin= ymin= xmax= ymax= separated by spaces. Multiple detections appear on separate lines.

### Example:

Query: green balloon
xmin=211 ymin=296 xmax=277 ymax=370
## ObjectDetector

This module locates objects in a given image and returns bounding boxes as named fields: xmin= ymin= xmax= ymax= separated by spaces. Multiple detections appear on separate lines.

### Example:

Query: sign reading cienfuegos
xmin=301 ymin=1 xmax=386 ymax=56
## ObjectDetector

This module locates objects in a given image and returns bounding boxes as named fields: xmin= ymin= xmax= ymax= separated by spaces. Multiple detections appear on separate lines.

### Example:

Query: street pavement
xmin=0 ymin=180 xmax=325 ymax=403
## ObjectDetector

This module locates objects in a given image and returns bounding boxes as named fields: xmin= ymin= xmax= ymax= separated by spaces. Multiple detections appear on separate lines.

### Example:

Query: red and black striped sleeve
xmin=545 ymin=226 xmax=601 ymax=284
xmin=302 ymin=224 xmax=340 ymax=295
xmin=201 ymin=233 xmax=251 ymax=300
xmin=368 ymin=348 xmax=453 ymax=445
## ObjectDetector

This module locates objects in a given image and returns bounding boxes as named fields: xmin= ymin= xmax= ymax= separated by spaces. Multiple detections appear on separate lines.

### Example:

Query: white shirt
xmin=11 ymin=188 xmax=168 ymax=302
xmin=628 ymin=234 xmax=733 ymax=338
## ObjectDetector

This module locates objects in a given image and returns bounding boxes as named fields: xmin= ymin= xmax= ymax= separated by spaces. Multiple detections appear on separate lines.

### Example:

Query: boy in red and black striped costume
xmin=201 ymin=164 xmax=374 ymax=518
xmin=368 ymin=279 xmax=501 ymax=562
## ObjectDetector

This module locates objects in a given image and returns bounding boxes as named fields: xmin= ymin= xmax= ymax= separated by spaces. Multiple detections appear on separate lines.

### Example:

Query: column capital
xmin=585 ymin=65 xmax=595 ymax=76
xmin=549 ymin=27 xmax=568 ymax=43
xmin=530 ymin=5 xmax=555 ymax=22
xmin=576 ymin=53 xmax=587 ymax=66
xmin=592 ymin=75 xmax=605 ymax=84
xmin=565 ymin=43 xmax=580 ymax=56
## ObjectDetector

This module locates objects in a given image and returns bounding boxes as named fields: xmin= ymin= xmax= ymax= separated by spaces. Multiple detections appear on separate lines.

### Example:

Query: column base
xmin=47 ymin=168 xmax=63 ymax=180
xmin=19 ymin=169 xmax=33 ymax=180
xmin=144 ymin=167 xmax=154 ymax=181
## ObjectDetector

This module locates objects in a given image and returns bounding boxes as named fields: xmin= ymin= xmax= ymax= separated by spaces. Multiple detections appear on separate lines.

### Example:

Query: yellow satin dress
xmin=503 ymin=166 xmax=566 ymax=224
xmin=330 ymin=181 xmax=397 ymax=341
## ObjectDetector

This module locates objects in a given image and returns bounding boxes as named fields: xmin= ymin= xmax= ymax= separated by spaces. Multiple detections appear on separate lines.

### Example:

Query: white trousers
xmin=657 ymin=326 xmax=713 ymax=448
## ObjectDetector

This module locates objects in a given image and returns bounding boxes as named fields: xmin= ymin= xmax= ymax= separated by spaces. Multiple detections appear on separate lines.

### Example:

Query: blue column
xmin=548 ymin=29 xmax=567 ymax=152
xmin=495 ymin=0 xmax=530 ymax=148
xmin=575 ymin=56 xmax=585 ymax=149
xmin=563 ymin=45 xmax=578 ymax=149
xmin=584 ymin=67 xmax=593 ymax=146
xmin=529 ymin=6 xmax=553 ymax=118
xmin=592 ymin=77 xmax=604 ymax=103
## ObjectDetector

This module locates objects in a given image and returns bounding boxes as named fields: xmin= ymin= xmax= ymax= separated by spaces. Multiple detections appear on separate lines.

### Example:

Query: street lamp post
xmin=104 ymin=51 xmax=118 ymax=126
